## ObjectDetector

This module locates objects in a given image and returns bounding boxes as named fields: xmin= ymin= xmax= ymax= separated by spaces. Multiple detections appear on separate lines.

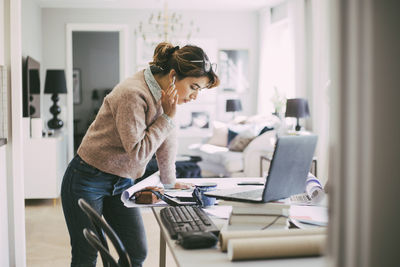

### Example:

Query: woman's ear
xmin=168 ymin=69 xmax=176 ymax=83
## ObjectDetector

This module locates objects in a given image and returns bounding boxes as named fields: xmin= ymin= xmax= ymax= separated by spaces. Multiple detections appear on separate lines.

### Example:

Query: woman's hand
xmin=173 ymin=182 xmax=194 ymax=189
xmin=161 ymin=82 xmax=178 ymax=118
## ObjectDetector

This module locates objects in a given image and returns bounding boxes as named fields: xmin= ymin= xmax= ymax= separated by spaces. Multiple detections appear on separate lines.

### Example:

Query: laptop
xmin=204 ymin=134 xmax=318 ymax=203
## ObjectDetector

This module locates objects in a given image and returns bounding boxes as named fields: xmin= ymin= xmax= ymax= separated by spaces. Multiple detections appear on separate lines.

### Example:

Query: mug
xmin=192 ymin=183 xmax=217 ymax=208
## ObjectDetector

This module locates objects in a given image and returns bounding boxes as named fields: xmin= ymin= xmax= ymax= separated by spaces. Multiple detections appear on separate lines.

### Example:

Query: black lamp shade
xmin=226 ymin=99 xmax=242 ymax=112
xmin=44 ymin=70 xmax=67 ymax=94
xmin=285 ymin=98 xmax=310 ymax=118
xmin=29 ymin=69 xmax=40 ymax=94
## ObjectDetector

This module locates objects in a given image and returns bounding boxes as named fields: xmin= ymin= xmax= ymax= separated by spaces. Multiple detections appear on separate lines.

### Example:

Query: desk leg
xmin=159 ymin=231 xmax=166 ymax=267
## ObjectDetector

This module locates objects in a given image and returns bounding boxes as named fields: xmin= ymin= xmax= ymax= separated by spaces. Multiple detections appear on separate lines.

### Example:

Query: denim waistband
xmin=70 ymin=154 xmax=134 ymax=196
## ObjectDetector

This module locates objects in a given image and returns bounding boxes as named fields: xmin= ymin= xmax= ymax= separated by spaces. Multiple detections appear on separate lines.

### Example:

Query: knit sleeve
xmin=111 ymin=90 xmax=174 ymax=162
xmin=156 ymin=126 xmax=177 ymax=184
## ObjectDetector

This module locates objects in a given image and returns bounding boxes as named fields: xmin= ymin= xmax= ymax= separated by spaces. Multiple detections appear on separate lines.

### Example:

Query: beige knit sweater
xmin=77 ymin=70 xmax=177 ymax=184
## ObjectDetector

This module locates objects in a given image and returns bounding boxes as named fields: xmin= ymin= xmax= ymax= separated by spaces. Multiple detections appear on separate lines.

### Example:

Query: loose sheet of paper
xmin=121 ymin=172 xmax=166 ymax=207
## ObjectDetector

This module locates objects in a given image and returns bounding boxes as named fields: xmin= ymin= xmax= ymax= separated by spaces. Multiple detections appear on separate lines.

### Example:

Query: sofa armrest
xmin=242 ymin=131 xmax=277 ymax=177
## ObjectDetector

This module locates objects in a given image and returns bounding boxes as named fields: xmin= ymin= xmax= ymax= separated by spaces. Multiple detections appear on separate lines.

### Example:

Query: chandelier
xmin=135 ymin=0 xmax=200 ymax=43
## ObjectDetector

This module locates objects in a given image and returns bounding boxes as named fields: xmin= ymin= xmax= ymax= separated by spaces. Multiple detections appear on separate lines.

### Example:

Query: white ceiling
xmin=37 ymin=0 xmax=281 ymax=11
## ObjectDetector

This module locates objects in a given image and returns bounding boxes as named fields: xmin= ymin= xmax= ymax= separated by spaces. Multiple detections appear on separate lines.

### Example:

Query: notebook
xmin=204 ymin=135 xmax=318 ymax=203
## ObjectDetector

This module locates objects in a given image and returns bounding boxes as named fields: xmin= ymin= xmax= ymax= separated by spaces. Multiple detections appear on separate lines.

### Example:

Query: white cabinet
xmin=24 ymin=135 xmax=68 ymax=199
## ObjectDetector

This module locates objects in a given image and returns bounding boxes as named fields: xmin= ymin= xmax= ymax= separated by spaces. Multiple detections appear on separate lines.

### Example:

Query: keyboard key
xmin=160 ymin=206 xmax=219 ymax=240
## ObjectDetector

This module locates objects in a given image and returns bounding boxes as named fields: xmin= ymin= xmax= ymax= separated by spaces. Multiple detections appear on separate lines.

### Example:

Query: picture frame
xmin=218 ymin=49 xmax=249 ymax=93
xmin=176 ymin=104 xmax=215 ymax=136
xmin=73 ymin=68 xmax=82 ymax=104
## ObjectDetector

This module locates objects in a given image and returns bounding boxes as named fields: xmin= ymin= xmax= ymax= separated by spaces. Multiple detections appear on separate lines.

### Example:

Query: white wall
xmin=41 ymin=8 xmax=260 ymax=129
xmin=22 ymin=0 xmax=41 ymax=60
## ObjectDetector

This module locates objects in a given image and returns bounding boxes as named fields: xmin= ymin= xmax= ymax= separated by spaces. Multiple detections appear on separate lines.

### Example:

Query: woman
xmin=61 ymin=42 xmax=219 ymax=267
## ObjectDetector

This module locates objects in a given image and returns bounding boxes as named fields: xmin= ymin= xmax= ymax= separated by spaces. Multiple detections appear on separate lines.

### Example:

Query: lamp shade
xmin=44 ymin=70 xmax=67 ymax=94
xmin=285 ymin=98 xmax=310 ymax=118
xmin=29 ymin=69 xmax=40 ymax=94
xmin=226 ymin=99 xmax=242 ymax=112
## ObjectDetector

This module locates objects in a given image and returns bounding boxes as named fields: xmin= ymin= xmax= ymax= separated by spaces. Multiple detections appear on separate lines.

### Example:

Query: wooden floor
xmin=25 ymin=199 xmax=177 ymax=267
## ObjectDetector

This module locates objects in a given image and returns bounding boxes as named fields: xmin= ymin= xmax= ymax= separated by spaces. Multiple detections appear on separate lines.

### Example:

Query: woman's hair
xmin=149 ymin=42 xmax=220 ymax=89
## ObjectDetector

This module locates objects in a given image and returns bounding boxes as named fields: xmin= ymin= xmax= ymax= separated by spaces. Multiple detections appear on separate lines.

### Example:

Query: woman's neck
xmin=153 ymin=74 xmax=169 ymax=91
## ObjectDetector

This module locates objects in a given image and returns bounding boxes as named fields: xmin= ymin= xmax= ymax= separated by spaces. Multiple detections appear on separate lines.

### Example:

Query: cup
xmin=192 ymin=183 xmax=217 ymax=208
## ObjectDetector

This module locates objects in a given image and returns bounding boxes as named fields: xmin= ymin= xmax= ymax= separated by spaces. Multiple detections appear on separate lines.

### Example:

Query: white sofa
xmin=187 ymin=116 xmax=281 ymax=177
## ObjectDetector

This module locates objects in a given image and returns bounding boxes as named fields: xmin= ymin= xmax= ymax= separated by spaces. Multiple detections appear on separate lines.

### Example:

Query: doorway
xmin=66 ymin=24 xmax=129 ymax=160
xmin=72 ymin=31 xmax=119 ymax=153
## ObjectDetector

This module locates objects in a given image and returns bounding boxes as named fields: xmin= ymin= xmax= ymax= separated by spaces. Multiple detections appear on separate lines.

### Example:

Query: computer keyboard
xmin=160 ymin=206 xmax=220 ymax=239
xmin=227 ymin=188 xmax=264 ymax=199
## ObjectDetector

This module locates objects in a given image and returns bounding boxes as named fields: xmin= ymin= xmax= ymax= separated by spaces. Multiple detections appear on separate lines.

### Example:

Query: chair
xmin=78 ymin=198 xmax=132 ymax=267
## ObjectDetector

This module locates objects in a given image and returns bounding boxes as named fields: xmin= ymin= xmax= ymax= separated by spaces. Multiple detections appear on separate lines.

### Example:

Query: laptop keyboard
xmin=228 ymin=188 xmax=264 ymax=199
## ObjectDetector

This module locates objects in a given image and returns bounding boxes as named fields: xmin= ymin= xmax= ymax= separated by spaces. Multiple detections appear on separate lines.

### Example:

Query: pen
xmin=237 ymin=182 xmax=264 ymax=186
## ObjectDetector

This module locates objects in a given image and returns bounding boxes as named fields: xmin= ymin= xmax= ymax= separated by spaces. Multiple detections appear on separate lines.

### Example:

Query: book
xmin=229 ymin=213 xmax=288 ymax=226
xmin=218 ymin=199 xmax=290 ymax=216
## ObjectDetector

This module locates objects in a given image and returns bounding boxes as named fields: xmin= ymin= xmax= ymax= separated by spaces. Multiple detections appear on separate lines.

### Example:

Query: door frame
xmin=66 ymin=24 xmax=130 ymax=161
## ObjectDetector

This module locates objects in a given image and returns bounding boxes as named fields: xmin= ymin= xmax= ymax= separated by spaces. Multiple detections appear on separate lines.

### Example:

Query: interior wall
xmin=21 ymin=0 xmax=41 ymax=61
xmin=41 ymin=8 xmax=260 ymax=130
xmin=72 ymin=31 xmax=119 ymax=135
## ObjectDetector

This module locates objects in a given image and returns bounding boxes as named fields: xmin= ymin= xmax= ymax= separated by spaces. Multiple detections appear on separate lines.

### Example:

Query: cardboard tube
xmin=219 ymin=228 xmax=325 ymax=252
xmin=227 ymin=234 xmax=326 ymax=261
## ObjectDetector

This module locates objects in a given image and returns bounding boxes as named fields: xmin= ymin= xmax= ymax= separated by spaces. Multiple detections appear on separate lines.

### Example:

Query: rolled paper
xmin=219 ymin=228 xmax=325 ymax=252
xmin=306 ymin=174 xmax=325 ymax=204
xmin=227 ymin=234 xmax=326 ymax=261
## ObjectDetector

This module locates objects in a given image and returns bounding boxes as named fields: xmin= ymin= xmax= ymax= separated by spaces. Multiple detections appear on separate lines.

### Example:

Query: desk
xmin=151 ymin=177 xmax=325 ymax=267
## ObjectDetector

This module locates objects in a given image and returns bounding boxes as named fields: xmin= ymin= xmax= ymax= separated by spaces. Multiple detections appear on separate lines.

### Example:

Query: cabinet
xmin=24 ymin=135 xmax=68 ymax=199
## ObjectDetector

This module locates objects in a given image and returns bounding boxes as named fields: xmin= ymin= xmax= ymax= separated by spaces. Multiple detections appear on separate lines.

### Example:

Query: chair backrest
xmin=78 ymin=198 xmax=132 ymax=267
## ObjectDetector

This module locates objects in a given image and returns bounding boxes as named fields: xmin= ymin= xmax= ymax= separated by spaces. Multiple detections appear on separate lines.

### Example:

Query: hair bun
xmin=166 ymin=46 xmax=180 ymax=58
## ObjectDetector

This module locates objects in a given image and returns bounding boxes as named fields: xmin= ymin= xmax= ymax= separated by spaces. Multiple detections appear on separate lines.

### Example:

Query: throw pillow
xmin=258 ymin=126 xmax=274 ymax=136
xmin=227 ymin=129 xmax=239 ymax=145
xmin=228 ymin=132 xmax=256 ymax=152
xmin=207 ymin=121 xmax=228 ymax=147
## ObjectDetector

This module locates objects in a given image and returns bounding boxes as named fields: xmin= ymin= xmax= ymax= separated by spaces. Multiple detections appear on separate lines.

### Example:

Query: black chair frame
xmin=78 ymin=198 xmax=132 ymax=267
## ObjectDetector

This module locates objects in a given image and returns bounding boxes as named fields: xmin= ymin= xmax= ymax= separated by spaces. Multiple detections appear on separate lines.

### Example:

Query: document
xmin=121 ymin=172 xmax=166 ymax=207
xmin=121 ymin=172 xmax=196 ymax=207
xmin=289 ymin=205 xmax=328 ymax=227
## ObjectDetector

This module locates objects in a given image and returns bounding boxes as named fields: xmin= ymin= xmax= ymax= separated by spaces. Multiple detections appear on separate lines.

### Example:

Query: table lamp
xmin=44 ymin=70 xmax=67 ymax=129
xmin=226 ymin=99 xmax=242 ymax=120
xmin=285 ymin=98 xmax=310 ymax=131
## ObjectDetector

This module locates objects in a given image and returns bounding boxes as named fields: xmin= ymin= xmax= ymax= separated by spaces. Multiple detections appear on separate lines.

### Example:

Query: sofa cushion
xmin=207 ymin=121 xmax=228 ymax=147
xmin=228 ymin=130 xmax=257 ymax=152
xmin=192 ymin=144 xmax=244 ymax=173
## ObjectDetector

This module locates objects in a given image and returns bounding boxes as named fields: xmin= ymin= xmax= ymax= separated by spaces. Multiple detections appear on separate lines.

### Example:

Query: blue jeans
xmin=61 ymin=155 xmax=147 ymax=267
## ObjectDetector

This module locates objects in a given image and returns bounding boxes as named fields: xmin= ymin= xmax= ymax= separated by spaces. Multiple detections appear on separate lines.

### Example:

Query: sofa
xmin=187 ymin=115 xmax=282 ymax=177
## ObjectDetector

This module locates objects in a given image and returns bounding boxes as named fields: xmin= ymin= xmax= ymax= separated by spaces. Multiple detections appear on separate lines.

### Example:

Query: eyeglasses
xmin=190 ymin=60 xmax=218 ymax=73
